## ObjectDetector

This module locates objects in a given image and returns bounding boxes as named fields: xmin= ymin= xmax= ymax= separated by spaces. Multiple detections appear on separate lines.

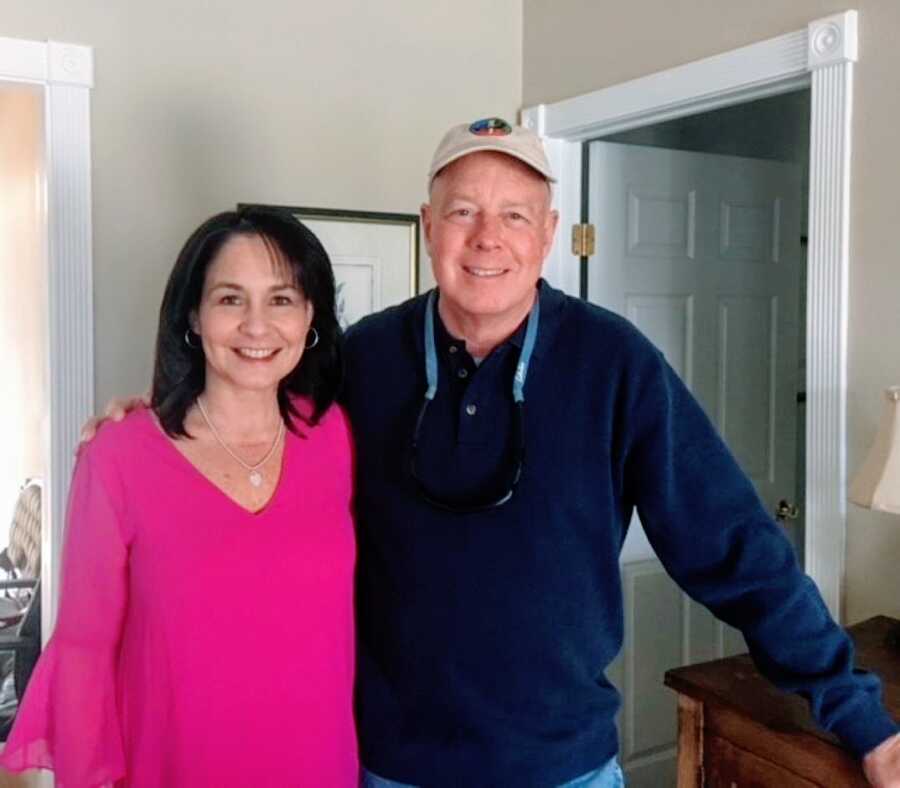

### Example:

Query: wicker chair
xmin=0 ymin=479 xmax=41 ymax=581
xmin=0 ymin=480 xmax=42 ymax=740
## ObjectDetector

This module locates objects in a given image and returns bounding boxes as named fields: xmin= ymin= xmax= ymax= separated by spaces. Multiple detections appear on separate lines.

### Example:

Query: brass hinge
xmin=571 ymin=223 xmax=595 ymax=257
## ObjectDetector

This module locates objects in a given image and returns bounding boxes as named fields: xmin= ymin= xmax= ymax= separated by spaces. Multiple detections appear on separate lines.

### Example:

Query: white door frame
xmin=523 ymin=10 xmax=857 ymax=619
xmin=0 ymin=36 xmax=94 ymax=640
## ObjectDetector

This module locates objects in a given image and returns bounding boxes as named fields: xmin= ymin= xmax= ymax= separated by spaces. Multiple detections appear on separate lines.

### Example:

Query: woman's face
xmin=192 ymin=234 xmax=314 ymax=397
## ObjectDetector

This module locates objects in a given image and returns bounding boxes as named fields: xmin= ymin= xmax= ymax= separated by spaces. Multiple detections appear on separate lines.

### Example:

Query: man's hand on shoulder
xmin=864 ymin=731 xmax=900 ymax=787
xmin=79 ymin=392 xmax=150 ymax=443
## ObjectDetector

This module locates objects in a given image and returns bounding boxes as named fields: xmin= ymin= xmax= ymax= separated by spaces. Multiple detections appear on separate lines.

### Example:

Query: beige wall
xmin=0 ymin=86 xmax=46 ymax=541
xmin=2 ymin=0 xmax=522 ymax=407
xmin=524 ymin=0 xmax=900 ymax=624
xmin=5 ymin=0 xmax=895 ymax=624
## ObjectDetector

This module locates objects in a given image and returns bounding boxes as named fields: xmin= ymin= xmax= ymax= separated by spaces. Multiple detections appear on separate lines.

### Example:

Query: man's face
xmin=422 ymin=151 xmax=558 ymax=334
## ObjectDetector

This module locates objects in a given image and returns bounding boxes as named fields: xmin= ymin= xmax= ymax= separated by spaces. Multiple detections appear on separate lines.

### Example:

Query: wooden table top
xmin=664 ymin=615 xmax=900 ymax=747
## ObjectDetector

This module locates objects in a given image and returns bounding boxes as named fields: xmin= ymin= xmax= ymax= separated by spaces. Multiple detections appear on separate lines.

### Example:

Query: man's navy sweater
xmin=342 ymin=281 xmax=897 ymax=788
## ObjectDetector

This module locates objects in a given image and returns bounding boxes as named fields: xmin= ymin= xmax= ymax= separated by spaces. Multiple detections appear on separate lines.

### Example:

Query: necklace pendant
xmin=249 ymin=470 xmax=263 ymax=488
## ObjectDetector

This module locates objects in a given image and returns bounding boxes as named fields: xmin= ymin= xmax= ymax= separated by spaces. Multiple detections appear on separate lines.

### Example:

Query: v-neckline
xmin=145 ymin=407 xmax=292 ymax=518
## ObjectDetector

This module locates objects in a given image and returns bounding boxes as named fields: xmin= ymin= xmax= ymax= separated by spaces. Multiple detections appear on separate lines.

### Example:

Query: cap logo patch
xmin=469 ymin=117 xmax=512 ymax=137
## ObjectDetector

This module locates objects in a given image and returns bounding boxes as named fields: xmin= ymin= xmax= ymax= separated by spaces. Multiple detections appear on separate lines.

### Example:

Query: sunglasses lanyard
xmin=423 ymin=288 xmax=541 ymax=407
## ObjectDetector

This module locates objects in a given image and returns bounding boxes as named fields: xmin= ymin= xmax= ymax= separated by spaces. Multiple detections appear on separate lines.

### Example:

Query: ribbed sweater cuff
xmin=831 ymin=700 xmax=900 ymax=758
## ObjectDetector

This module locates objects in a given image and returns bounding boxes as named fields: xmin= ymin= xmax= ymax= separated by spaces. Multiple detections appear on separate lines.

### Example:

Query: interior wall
xmin=0 ymin=86 xmax=45 ymax=544
xmin=2 ymin=0 xmax=522 ymax=408
xmin=523 ymin=0 xmax=900 ymax=624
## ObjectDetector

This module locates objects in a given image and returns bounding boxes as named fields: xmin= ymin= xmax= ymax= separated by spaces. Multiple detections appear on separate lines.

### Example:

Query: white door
xmin=589 ymin=142 xmax=803 ymax=787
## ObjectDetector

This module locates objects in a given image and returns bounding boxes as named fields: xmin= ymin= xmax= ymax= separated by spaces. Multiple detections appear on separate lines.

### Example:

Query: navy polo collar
xmin=414 ymin=278 xmax=566 ymax=362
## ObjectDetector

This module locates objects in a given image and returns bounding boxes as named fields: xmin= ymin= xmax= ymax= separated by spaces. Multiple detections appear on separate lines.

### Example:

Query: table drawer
xmin=705 ymin=734 xmax=820 ymax=787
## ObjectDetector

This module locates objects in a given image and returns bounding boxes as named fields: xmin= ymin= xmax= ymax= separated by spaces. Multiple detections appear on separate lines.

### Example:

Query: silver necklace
xmin=196 ymin=397 xmax=285 ymax=488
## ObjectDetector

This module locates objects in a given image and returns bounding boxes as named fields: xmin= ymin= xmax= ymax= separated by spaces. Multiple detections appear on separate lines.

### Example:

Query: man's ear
xmin=421 ymin=203 xmax=434 ymax=257
xmin=542 ymin=209 xmax=560 ymax=260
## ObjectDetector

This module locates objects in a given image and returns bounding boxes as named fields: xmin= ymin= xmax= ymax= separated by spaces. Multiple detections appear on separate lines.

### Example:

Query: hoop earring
xmin=305 ymin=327 xmax=319 ymax=350
xmin=184 ymin=329 xmax=200 ymax=349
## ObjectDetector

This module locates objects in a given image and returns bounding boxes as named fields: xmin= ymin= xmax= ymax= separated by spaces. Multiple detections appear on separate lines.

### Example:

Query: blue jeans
xmin=361 ymin=757 xmax=625 ymax=787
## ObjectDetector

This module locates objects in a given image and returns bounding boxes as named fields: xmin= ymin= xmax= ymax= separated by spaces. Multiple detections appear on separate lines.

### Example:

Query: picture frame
xmin=241 ymin=204 xmax=420 ymax=329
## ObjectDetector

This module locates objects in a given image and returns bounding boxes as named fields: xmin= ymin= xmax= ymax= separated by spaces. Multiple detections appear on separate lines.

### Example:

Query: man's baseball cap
xmin=427 ymin=117 xmax=556 ymax=185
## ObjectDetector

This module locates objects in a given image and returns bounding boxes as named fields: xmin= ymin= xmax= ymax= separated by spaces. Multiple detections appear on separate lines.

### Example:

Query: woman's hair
xmin=151 ymin=205 xmax=342 ymax=437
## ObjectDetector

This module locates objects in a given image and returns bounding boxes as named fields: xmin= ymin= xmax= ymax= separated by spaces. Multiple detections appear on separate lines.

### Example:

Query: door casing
xmin=0 ymin=35 xmax=94 ymax=642
xmin=522 ymin=9 xmax=858 ymax=620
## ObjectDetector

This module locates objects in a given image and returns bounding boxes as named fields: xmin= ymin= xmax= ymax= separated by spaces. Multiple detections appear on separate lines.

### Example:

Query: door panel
xmin=627 ymin=188 xmax=697 ymax=260
xmin=589 ymin=141 xmax=802 ymax=785
xmin=625 ymin=295 xmax=694 ymax=387
xmin=625 ymin=564 xmax=682 ymax=760
xmin=717 ymin=295 xmax=778 ymax=482
xmin=614 ymin=560 xmax=746 ymax=787
xmin=719 ymin=198 xmax=780 ymax=261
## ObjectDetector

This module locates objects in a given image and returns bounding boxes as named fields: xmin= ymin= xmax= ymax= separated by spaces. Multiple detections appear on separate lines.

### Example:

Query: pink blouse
xmin=0 ymin=403 xmax=358 ymax=787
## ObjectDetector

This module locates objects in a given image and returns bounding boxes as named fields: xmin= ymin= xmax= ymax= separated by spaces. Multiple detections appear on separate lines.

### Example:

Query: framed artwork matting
xmin=241 ymin=204 xmax=419 ymax=328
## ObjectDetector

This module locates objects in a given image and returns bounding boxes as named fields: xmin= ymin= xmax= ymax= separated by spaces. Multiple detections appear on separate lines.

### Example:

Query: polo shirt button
xmin=457 ymin=368 xmax=468 ymax=379
xmin=466 ymin=404 xmax=477 ymax=416
xmin=449 ymin=345 xmax=458 ymax=354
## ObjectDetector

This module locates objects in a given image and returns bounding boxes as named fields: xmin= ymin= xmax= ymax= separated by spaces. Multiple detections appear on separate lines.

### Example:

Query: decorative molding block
xmin=808 ymin=11 xmax=858 ymax=69
xmin=48 ymin=40 xmax=94 ymax=87
xmin=520 ymin=104 xmax=545 ymax=136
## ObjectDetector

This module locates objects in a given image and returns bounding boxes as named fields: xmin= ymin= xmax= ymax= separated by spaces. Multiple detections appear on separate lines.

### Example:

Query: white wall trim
xmin=47 ymin=40 xmax=95 ymax=88
xmin=0 ymin=36 xmax=94 ymax=641
xmin=524 ymin=10 xmax=858 ymax=618
xmin=542 ymin=138 xmax=581 ymax=296
xmin=804 ymin=53 xmax=854 ymax=621
xmin=0 ymin=36 xmax=93 ymax=87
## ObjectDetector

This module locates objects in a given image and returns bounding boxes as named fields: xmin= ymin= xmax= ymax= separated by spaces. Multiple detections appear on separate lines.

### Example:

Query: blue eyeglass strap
xmin=424 ymin=290 xmax=440 ymax=400
xmin=514 ymin=294 xmax=539 ymax=403
xmin=423 ymin=288 xmax=540 ymax=404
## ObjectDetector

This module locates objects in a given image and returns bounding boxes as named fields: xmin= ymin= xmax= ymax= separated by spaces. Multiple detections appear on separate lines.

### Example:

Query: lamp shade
xmin=849 ymin=386 xmax=900 ymax=514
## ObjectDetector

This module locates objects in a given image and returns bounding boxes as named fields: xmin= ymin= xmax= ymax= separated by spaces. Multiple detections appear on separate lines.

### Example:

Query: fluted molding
xmin=804 ymin=40 xmax=856 ymax=616
xmin=524 ymin=10 xmax=858 ymax=618
xmin=43 ymin=81 xmax=94 ymax=637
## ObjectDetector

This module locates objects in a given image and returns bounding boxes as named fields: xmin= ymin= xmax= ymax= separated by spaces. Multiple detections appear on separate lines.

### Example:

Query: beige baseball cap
xmin=427 ymin=117 xmax=556 ymax=186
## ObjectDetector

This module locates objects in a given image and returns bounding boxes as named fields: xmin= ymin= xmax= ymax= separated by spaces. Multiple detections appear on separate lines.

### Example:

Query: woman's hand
xmin=79 ymin=392 xmax=150 ymax=443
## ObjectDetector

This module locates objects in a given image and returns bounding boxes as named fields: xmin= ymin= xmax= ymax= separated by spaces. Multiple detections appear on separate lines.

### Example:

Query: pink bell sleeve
xmin=0 ymin=441 xmax=131 ymax=787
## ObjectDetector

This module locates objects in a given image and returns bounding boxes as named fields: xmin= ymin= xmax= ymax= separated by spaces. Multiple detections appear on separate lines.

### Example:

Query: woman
xmin=0 ymin=207 xmax=357 ymax=786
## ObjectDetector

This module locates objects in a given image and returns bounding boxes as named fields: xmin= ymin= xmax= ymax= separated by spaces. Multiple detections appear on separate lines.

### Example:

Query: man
xmin=341 ymin=119 xmax=900 ymax=788
xmin=94 ymin=119 xmax=900 ymax=786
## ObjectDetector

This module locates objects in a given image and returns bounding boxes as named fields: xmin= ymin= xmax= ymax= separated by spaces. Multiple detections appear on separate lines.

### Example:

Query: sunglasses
xmin=409 ymin=289 xmax=538 ymax=514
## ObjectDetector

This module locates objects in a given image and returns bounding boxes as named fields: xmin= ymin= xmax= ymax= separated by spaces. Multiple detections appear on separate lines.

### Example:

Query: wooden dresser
xmin=664 ymin=616 xmax=900 ymax=787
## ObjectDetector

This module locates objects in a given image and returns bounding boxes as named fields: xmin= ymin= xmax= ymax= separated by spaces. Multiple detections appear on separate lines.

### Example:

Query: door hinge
xmin=571 ymin=223 xmax=596 ymax=257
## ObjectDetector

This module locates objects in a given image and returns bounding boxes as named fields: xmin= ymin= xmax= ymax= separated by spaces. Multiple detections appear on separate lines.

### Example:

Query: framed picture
xmin=241 ymin=204 xmax=419 ymax=329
